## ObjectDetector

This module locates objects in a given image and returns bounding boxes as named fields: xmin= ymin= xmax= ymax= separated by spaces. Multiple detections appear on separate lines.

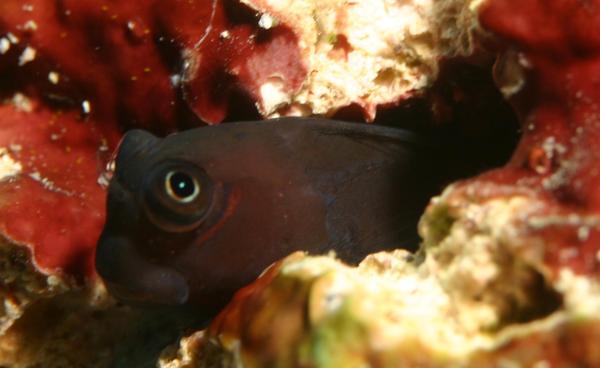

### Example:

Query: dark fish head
xmin=96 ymin=129 xmax=194 ymax=307
xmin=95 ymin=123 xmax=331 ymax=313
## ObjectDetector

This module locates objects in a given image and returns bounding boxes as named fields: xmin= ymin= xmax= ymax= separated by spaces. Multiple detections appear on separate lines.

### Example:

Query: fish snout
xmin=95 ymin=234 xmax=189 ymax=306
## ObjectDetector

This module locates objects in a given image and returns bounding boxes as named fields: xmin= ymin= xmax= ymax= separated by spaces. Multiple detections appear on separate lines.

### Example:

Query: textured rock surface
xmin=231 ymin=0 xmax=483 ymax=119
xmin=0 ymin=284 xmax=191 ymax=367
xmin=157 ymin=198 xmax=594 ymax=367
xmin=0 ymin=235 xmax=69 ymax=335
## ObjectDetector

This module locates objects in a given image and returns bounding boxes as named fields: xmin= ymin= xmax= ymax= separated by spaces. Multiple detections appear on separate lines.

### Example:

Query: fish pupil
xmin=168 ymin=171 xmax=196 ymax=199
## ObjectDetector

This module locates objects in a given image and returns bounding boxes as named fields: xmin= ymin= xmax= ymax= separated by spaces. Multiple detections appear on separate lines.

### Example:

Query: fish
xmin=96 ymin=118 xmax=460 ymax=317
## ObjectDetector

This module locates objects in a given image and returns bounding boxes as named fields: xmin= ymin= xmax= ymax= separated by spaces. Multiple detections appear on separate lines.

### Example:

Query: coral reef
xmin=159 ymin=0 xmax=600 ymax=367
xmin=2 ymin=0 xmax=599 ymax=366
xmin=0 ymin=0 xmax=487 ymax=365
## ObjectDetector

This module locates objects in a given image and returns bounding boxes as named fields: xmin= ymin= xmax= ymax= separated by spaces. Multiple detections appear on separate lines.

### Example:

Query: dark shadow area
xmin=374 ymin=59 xmax=521 ymax=184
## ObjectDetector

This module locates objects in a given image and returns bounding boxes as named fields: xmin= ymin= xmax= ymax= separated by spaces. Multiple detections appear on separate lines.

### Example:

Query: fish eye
xmin=142 ymin=162 xmax=214 ymax=232
xmin=165 ymin=171 xmax=200 ymax=203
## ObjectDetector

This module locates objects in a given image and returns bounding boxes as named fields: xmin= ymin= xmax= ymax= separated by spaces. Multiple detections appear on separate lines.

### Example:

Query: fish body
xmin=96 ymin=118 xmax=448 ymax=316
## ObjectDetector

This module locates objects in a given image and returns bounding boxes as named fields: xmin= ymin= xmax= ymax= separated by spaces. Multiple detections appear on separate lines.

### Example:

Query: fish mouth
xmin=95 ymin=234 xmax=189 ymax=306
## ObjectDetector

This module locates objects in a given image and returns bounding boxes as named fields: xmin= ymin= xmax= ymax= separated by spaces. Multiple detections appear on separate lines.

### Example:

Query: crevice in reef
xmin=512 ymin=268 xmax=563 ymax=325
xmin=375 ymin=58 xmax=521 ymax=192
xmin=490 ymin=264 xmax=564 ymax=331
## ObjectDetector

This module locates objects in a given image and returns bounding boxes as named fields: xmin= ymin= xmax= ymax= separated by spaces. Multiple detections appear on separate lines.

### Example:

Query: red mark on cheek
xmin=197 ymin=186 xmax=241 ymax=245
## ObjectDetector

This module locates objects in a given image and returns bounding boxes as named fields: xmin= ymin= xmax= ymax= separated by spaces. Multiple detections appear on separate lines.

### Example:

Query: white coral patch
xmin=0 ymin=38 xmax=10 ymax=54
xmin=11 ymin=93 xmax=33 ymax=112
xmin=48 ymin=71 xmax=60 ymax=84
xmin=259 ymin=76 xmax=289 ymax=113
xmin=0 ymin=148 xmax=23 ymax=182
xmin=556 ymin=269 xmax=600 ymax=316
xmin=18 ymin=46 xmax=36 ymax=66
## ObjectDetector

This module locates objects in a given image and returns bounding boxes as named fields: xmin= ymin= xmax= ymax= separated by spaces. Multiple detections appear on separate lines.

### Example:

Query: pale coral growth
xmin=242 ymin=0 xmax=483 ymax=119
xmin=0 ymin=148 xmax=22 ymax=182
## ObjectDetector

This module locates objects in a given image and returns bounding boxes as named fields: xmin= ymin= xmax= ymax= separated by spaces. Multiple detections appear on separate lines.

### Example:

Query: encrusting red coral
xmin=0 ymin=101 xmax=108 ymax=277
xmin=458 ymin=0 xmax=600 ymax=278
xmin=0 ymin=0 xmax=306 ymax=279
xmin=177 ymin=0 xmax=306 ymax=123
xmin=0 ymin=1 xmax=180 ymax=132
xmin=0 ymin=0 xmax=188 ymax=279
xmin=1 ymin=0 xmax=307 ymax=126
